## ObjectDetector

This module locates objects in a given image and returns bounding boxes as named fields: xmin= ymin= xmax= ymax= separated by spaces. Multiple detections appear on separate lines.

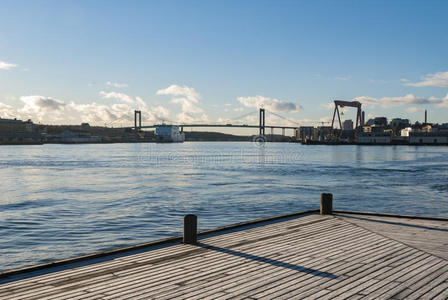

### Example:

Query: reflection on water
xmin=0 ymin=142 xmax=447 ymax=270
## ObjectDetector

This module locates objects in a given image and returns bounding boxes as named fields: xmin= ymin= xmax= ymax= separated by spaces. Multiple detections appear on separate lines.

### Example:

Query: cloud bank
xmin=404 ymin=71 xmax=448 ymax=87
xmin=237 ymin=95 xmax=302 ymax=112
xmin=1 ymin=92 xmax=172 ymax=125
xmin=353 ymin=93 xmax=448 ymax=108
xmin=156 ymin=84 xmax=208 ymax=123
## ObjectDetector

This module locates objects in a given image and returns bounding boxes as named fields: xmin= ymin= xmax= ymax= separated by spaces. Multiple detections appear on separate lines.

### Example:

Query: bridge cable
xmin=230 ymin=110 xmax=258 ymax=122
xmin=268 ymin=111 xmax=300 ymax=127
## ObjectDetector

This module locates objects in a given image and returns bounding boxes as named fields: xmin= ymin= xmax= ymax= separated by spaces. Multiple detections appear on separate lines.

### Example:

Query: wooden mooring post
xmin=183 ymin=214 xmax=197 ymax=244
xmin=320 ymin=193 xmax=333 ymax=215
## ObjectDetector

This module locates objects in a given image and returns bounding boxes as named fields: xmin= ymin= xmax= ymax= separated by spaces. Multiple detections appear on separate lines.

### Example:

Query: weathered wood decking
xmin=0 ymin=212 xmax=447 ymax=299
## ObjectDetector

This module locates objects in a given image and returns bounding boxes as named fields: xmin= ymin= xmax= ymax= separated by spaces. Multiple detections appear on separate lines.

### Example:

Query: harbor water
xmin=1 ymin=142 xmax=447 ymax=270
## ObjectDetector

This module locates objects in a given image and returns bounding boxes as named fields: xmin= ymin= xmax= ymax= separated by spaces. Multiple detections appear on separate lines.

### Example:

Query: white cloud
xmin=156 ymin=85 xmax=200 ymax=102
xmin=17 ymin=96 xmax=66 ymax=122
xmin=0 ymin=102 xmax=17 ymax=118
xmin=69 ymin=102 xmax=121 ymax=124
xmin=233 ymin=107 xmax=244 ymax=112
xmin=106 ymin=81 xmax=129 ymax=88
xmin=69 ymin=97 xmax=171 ymax=125
xmin=321 ymin=102 xmax=351 ymax=113
xmin=237 ymin=95 xmax=302 ymax=112
xmin=156 ymin=84 xmax=208 ymax=123
xmin=171 ymin=97 xmax=204 ymax=113
xmin=176 ymin=112 xmax=209 ymax=124
xmin=380 ymin=94 xmax=431 ymax=107
xmin=0 ymin=60 xmax=17 ymax=70
xmin=404 ymin=71 xmax=448 ymax=87
xmin=19 ymin=95 xmax=66 ymax=113
xmin=431 ymin=93 xmax=448 ymax=108
xmin=406 ymin=107 xmax=424 ymax=113
xmin=352 ymin=96 xmax=380 ymax=109
xmin=352 ymin=93 xmax=448 ymax=108
xmin=100 ymin=91 xmax=136 ymax=105
xmin=2 ymin=92 xmax=173 ymax=125
xmin=400 ymin=78 xmax=409 ymax=82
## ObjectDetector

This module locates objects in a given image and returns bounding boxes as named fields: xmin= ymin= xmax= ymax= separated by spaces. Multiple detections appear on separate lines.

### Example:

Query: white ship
xmin=155 ymin=125 xmax=185 ymax=143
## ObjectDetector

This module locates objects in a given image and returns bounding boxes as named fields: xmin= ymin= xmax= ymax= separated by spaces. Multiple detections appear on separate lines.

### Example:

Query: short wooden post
xmin=320 ymin=193 xmax=333 ymax=215
xmin=183 ymin=214 xmax=197 ymax=244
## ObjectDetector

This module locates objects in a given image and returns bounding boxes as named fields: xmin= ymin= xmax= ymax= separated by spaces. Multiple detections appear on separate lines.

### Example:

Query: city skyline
xmin=1 ymin=0 xmax=448 ymax=129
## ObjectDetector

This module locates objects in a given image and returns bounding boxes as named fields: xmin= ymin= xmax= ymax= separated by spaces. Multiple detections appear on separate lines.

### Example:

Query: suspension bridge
xmin=122 ymin=108 xmax=299 ymax=136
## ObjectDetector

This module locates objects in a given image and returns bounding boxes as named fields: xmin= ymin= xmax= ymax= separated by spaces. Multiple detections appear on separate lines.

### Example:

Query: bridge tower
xmin=134 ymin=110 xmax=142 ymax=130
xmin=259 ymin=108 xmax=265 ymax=136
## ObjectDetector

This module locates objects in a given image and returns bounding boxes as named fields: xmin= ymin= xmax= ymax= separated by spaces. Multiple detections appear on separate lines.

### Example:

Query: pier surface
xmin=1 ymin=212 xmax=447 ymax=299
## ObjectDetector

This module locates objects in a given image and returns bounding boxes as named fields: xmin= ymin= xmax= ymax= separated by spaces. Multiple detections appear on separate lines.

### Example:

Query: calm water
xmin=1 ymin=142 xmax=447 ymax=270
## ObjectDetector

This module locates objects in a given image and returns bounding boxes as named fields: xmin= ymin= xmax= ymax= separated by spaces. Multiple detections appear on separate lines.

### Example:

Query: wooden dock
xmin=0 ymin=209 xmax=447 ymax=299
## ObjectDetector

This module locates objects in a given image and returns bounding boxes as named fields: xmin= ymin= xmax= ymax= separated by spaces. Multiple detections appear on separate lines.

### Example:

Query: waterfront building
xmin=438 ymin=123 xmax=448 ymax=130
xmin=46 ymin=130 xmax=102 ymax=143
xmin=409 ymin=131 xmax=448 ymax=145
xmin=357 ymin=132 xmax=392 ymax=144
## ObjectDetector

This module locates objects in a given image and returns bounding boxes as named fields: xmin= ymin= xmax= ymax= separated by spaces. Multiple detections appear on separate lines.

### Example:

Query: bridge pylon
xmin=134 ymin=110 xmax=142 ymax=130
xmin=259 ymin=108 xmax=265 ymax=136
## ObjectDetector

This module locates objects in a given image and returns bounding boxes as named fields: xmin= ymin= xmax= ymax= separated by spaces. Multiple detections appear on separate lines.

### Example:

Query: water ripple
xmin=0 ymin=142 xmax=447 ymax=271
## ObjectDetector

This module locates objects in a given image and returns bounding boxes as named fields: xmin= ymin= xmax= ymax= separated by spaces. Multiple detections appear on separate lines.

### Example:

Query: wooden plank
xmin=0 ymin=212 xmax=446 ymax=300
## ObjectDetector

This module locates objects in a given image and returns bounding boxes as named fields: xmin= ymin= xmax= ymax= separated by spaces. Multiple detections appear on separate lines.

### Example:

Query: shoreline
xmin=1 ymin=140 xmax=448 ymax=146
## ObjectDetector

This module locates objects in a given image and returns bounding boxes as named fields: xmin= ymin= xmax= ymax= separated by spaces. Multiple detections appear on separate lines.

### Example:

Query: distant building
xmin=357 ymin=132 xmax=392 ymax=144
xmin=438 ymin=123 xmax=448 ymax=130
xmin=366 ymin=117 xmax=388 ymax=127
xmin=421 ymin=124 xmax=433 ymax=132
xmin=47 ymin=130 xmax=101 ymax=143
xmin=297 ymin=126 xmax=314 ymax=141
xmin=409 ymin=131 xmax=448 ymax=145
xmin=362 ymin=124 xmax=384 ymax=133
xmin=0 ymin=118 xmax=35 ymax=133
xmin=400 ymin=127 xmax=413 ymax=137
xmin=314 ymin=126 xmax=332 ymax=141
xmin=343 ymin=119 xmax=353 ymax=131
xmin=0 ymin=118 xmax=42 ymax=144
xmin=390 ymin=118 xmax=410 ymax=135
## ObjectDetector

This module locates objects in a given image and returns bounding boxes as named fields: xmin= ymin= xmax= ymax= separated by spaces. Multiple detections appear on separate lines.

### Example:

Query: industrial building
xmin=296 ymin=126 xmax=314 ymax=141
xmin=409 ymin=131 xmax=448 ymax=145
xmin=357 ymin=132 xmax=392 ymax=144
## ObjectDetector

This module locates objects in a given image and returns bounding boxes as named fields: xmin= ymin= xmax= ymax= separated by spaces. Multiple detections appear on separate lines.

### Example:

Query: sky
xmin=1 ymin=0 xmax=448 ymax=133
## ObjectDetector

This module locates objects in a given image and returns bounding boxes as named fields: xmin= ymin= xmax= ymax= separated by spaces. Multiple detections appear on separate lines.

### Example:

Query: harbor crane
xmin=330 ymin=100 xmax=362 ymax=131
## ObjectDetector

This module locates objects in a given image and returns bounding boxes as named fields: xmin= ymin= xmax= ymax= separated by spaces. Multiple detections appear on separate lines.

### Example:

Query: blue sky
xmin=1 ymin=0 xmax=448 ymax=131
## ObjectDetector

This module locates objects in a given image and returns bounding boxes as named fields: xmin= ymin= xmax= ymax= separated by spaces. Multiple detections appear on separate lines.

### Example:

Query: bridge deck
xmin=0 ymin=212 xmax=447 ymax=299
